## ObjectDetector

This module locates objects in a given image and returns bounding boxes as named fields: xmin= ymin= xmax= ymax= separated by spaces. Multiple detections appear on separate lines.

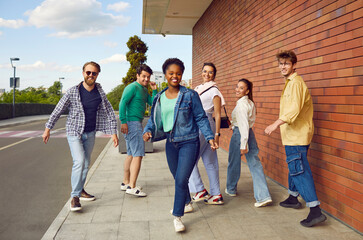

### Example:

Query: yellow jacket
xmin=279 ymin=72 xmax=314 ymax=145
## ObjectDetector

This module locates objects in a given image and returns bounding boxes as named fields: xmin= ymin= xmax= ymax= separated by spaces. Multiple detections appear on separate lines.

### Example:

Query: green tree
xmin=107 ymin=84 xmax=126 ymax=111
xmin=106 ymin=35 xmax=149 ymax=110
xmin=0 ymin=81 xmax=61 ymax=104
xmin=122 ymin=35 xmax=148 ymax=85
xmin=160 ymin=82 xmax=168 ymax=91
xmin=48 ymin=81 xmax=62 ymax=96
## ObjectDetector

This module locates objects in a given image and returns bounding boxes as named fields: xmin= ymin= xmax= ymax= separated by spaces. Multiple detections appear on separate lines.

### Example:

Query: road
xmin=0 ymin=118 xmax=110 ymax=240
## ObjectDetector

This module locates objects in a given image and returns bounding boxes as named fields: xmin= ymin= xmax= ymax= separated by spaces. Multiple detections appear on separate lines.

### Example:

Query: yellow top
xmin=279 ymin=72 xmax=314 ymax=145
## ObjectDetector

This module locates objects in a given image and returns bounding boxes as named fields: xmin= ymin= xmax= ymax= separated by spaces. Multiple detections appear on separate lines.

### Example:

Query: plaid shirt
xmin=45 ymin=82 xmax=117 ymax=137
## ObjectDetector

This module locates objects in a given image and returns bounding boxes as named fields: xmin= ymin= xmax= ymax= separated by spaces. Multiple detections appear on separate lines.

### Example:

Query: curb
xmin=41 ymin=138 xmax=114 ymax=240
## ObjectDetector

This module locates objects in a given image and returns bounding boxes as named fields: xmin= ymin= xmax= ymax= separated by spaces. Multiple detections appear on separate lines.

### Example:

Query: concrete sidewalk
xmin=42 ymin=139 xmax=361 ymax=240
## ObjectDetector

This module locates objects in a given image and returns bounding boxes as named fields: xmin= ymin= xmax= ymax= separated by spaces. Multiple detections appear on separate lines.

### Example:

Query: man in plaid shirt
xmin=42 ymin=61 xmax=119 ymax=212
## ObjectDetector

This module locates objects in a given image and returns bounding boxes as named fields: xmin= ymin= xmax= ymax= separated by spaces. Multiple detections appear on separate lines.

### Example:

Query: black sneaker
xmin=70 ymin=197 xmax=82 ymax=212
xmin=279 ymin=195 xmax=302 ymax=209
xmin=300 ymin=213 xmax=327 ymax=227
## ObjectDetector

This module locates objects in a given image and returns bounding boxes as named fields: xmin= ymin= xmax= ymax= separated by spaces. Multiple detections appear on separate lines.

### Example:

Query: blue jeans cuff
xmin=257 ymin=197 xmax=272 ymax=203
xmin=288 ymin=189 xmax=299 ymax=197
xmin=306 ymin=200 xmax=320 ymax=207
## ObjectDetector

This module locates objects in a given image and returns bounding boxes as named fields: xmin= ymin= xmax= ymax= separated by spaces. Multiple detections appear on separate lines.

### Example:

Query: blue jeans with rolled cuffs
xmin=67 ymin=131 xmax=96 ymax=198
xmin=226 ymin=127 xmax=271 ymax=203
xmin=189 ymin=113 xmax=221 ymax=196
xmin=165 ymin=134 xmax=200 ymax=217
xmin=285 ymin=145 xmax=320 ymax=207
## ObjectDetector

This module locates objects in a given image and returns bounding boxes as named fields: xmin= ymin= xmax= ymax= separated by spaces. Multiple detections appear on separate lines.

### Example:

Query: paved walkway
xmin=42 ymin=138 xmax=361 ymax=240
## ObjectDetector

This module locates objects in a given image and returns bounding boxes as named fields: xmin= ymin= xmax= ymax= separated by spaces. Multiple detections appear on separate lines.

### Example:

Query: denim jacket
xmin=143 ymin=86 xmax=214 ymax=143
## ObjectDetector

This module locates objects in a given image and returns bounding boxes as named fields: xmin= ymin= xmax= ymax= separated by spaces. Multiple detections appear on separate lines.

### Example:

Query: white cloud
xmin=104 ymin=41 xmax=118 ymax=48
xmin=19 ymin=61 xmax=46 ymax=71
xmin=0 ymin=18 xmax=27 ymax=28
xmin=100 ymin=54 xmax=126 ymax=64
xmin=0 ymin=63 xmax=11 ymax=69
xmin=107 ymin=2 xmax=130 ymax=12
xmin=26 ymin=0 xmax=130 ymax=38
xmin=0 ymin=31 xmax=3 ymax=36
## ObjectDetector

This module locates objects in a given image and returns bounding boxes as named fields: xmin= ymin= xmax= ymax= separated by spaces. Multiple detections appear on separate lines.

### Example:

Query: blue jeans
xmin=285 ymin=145 xmax=320 ymax=207
xmin=226 ymin=128 xmax=271 ymax=203
xmin=67 ymin=131 xmax=96 ymax=198
xmin=189 ymin=114 xmax=221 ymax=195
xmin=124 ymin=121 xmax=145 ymax=157
xmin=165 ymin=135 xmax=200 ymax=217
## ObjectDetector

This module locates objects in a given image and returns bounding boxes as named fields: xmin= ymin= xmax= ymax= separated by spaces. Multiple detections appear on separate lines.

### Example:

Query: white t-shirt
xmin=199 ymin=87 xmax=224 ymax=113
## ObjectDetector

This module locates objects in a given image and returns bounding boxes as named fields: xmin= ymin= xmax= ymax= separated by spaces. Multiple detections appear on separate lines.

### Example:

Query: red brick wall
xmin=192 ymin=0 xmax=362 ymax=232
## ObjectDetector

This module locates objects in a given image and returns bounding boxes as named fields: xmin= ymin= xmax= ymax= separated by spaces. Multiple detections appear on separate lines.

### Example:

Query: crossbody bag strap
xmin=223 ymin=106 xmax=228 ymax=117
xmin=199 ymin=86 xmax=219 ymax=96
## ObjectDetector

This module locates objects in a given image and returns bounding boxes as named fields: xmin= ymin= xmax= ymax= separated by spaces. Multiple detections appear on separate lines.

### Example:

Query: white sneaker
xmin=170 ymin=202 xmax=194 ymax=214
xmin=173 ymin=217 xmax=185 ymax=232
xmin=120 ymin=183 xmax=129 ymax=191
xmin=254 ymin=199 xmax=272 ymax=208
xmin=225 ymin=188 xmax=237 ymax=197
xmin=126 ymin=186 xmax=147 ymax=197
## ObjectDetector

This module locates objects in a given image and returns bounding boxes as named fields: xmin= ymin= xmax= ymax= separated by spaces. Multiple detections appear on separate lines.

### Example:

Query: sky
xmin=0 ymin=0 xmax=192 ymax=93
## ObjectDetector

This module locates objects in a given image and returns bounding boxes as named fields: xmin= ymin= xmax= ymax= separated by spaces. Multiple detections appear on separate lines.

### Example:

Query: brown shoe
xmin=80 ymin=189 xmax=95 ymax=201
xmin=70 ymin=197 xmax=82 ymax=212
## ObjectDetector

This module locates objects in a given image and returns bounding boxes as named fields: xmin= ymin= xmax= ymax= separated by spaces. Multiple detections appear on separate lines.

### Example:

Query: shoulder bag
xmin=199 ymin=86 xmax=231 ymax=128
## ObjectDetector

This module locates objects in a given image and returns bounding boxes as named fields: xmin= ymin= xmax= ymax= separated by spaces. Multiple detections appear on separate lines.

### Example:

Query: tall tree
xmin=122 ymin=35 xmax=148 ymax=85
xmin=107 ymin=35 xmax=149 ymax=110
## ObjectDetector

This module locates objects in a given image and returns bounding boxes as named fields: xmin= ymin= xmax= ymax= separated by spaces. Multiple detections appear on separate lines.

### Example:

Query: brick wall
xmin=192 ymin=0 xmax=362 ymax=232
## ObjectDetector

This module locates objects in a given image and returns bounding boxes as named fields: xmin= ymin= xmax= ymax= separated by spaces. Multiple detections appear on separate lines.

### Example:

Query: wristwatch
xmin=215 ymin=133 xmax=220 ymax=136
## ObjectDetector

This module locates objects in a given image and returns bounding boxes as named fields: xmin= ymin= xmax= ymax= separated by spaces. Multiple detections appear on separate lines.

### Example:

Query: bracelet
xmin=215 ymin=133 xmax=220 ymax=136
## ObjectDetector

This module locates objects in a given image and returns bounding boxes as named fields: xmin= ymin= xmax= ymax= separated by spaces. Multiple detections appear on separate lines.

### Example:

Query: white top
xmin=231 ymin=96 xmax=256 ymax=150
xmin=199 ymin=87 xmax=224 ymax=113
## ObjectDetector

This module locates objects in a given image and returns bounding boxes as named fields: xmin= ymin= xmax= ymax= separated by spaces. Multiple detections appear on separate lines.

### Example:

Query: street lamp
xmin=10 ymin=57 xmax=20 ymax=118
xmin=59 ymin=77 xmax=65 ymax=96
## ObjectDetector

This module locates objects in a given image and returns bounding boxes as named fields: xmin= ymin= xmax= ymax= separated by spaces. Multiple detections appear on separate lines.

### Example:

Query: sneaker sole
xmin=79 ymin=197 xmax=95 ymax=201
xmin=204 ymin=201 xmax=224 ymax=205
xmin=126 ymin=191 xmax=147 ymax=197
xmin=279 ymin=202 xmax=302 ymax=209
xmin=255 ymin=200 xmax=272 ymax=208
xmin=175 ymin=227 xmax=185 ymax=232
xmin=300 ymin=214 xmax=327 ymax=227
xmin=224 ymin=189 xmax=236 ymax=197
xmin=70 ymin=206 xmax=82 ymax=212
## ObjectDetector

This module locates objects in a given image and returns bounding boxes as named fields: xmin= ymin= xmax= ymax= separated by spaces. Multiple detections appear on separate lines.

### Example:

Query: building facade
xmin=151 ymin=71 xmax=166 ymax=89
xmin=143 ymin=0 xmax=363 ymax=232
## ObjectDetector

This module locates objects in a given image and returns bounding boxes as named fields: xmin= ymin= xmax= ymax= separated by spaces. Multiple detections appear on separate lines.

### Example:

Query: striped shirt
xmin=45 ymin=82 xmax=117 ymax=138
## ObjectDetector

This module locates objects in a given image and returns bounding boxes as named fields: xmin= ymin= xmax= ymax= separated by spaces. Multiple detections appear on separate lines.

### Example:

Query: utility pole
xmin=10 ymin=58 xmax=20 ymax=118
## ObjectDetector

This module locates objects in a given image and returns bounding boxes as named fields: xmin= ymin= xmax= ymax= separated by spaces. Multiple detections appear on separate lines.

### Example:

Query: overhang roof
xmin=142 ymin=0 xmax=212 ymax=35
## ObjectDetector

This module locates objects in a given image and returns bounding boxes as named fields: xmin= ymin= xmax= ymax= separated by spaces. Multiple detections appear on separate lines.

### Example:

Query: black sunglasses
xmin=85 ymin=71 xmax=98 ymax=76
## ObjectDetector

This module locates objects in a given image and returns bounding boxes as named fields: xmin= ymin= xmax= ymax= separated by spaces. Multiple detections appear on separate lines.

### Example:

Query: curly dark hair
xmin=137 ymin=64 xmax=153 ymax=75
xmin=162 ymin=58 xmax=185 ymax=74
xmin=276 ymin=50 xmax=297 ymax=65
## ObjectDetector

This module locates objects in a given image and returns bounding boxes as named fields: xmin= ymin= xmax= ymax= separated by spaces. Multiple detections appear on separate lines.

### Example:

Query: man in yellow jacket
xmin=265 ymin=50 xmax=326 ymax=227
